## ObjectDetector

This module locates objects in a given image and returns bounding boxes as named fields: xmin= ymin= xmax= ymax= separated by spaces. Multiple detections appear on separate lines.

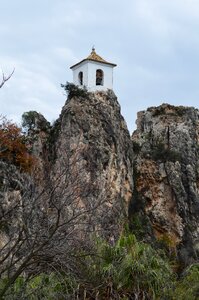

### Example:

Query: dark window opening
xmin=78 ymin=71 xmax=83 ymax=85
xmin=96 ymin=69 xmax=104 ymax=86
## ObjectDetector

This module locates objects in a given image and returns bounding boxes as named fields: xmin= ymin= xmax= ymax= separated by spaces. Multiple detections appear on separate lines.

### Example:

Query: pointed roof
xmin=86 ymin=47 xmax=109 ymax=63
xmin=70 ymin=48 xmax=117 ymax=69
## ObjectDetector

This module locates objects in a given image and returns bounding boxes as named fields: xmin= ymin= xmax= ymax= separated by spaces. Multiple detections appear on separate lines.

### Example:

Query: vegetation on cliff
xmin=132 ymin=103 xmax=199 ymax=266
xmin=61 ymin=81 xmax=88 ymax=99
xmin=1 ymin=231 xmax=199 ymax=299
xmin=0 ymin=116 xmax=198 ymax=299
xmin=0 ymin=117 xmax=35 ymax=172
xmin=1 ymin=91 xmax=199 ymax=299
xmin=22 ymin=111 xmax=50 ymax=133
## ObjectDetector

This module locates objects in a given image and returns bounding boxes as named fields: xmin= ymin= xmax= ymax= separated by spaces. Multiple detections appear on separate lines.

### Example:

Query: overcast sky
xmin=1 ymin=0 xmax=199 ymax=133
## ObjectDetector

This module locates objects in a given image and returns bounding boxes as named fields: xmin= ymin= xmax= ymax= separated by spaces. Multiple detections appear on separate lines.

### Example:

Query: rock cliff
xmin=9 ymin=93 xmax=199 ymax=265
xmin=131 ymin=104 xmax=199 ymax=265
xmin=31 ymin=90 xmax=133 ymax=240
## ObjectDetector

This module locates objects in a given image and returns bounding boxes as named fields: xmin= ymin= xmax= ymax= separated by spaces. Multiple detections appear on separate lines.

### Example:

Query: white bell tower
xmin=70 ymin=48 xmax=117 ymax=91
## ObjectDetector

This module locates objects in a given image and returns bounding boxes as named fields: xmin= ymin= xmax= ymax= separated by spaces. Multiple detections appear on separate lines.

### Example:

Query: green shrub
xmin=61 ymin=82 xmax=88 ymax=99
xmin=151 ymin=142 xmax=181 ymax=162
xmin=22 ymin=111 xmax=50 ymax=132
xmin=79 ymin=233 xmax=175 ymax=299
xmin=1 ymin=273 xmax=77 ymax=300
xmin=152 ymin=106 xmax=166 ymax=117
xmin=173 ymin=264 xmax=199 ymax=300
xmin=129 ymin=214 xmax=150 ymax=240
xmin=4 ymin=233 xmax=199 ymax=299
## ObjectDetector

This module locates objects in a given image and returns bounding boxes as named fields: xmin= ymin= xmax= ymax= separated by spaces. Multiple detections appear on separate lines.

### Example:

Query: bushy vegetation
xmin=0 ymin=116 xmax=35 ymax=172
xmin=0 ymin=273 xmax=77 ymax=300
xmin=0 ymin=111 xmax=198 ymax=299
xmin=152 ymin=105 xmax=187 ymax=117
xmin=2 ymin=231 xmax=198 ymax=299
xmin=61 ymin=82 xmax=88 ymax=99
xmin=22 ymin=111 xmax=50 ymax=132
xmin=151 ymin=142 xmax=181 ymax=163
xmin=173 ymin=264 xmax=199 ymax=300
xmin=78 ymin=233 xmax=174 ymax=299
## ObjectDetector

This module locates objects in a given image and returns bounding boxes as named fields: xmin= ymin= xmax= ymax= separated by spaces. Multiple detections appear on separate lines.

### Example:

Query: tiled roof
xmin=70 ymin=48 xmax=117 ymax=69
xmin=86 ymin=48 xmax=109 ymax=63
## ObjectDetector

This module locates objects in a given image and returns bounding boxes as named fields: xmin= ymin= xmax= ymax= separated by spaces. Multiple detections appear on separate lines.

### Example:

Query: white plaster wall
xmin=87 ymin=61 xmax=113 ymax=91
xmin=72 ymin=60 xmax=114 ymax=91
xmin=72 ymin=62 xmax=88 ymax=87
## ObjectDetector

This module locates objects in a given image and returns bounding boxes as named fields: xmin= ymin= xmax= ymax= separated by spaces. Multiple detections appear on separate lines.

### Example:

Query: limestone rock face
xmin=0 ymin=90 xmax=134 ymax=269
xmin=24 ymin=112 xmax=50 ymax=183
xmin=132 ymin=104 xmax=199 ymax=264
xmin=46 ymin=90 xmax=133 ymax=239
xmin=18 ymin=97 xmax=199 ymax=265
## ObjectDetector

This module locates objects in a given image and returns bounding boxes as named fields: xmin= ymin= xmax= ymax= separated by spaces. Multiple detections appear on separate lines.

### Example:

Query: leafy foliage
xmin=129 ymin=214 xmax=150 ymax=240
xmin=0 ymin=117 xmax=35 ymax=172
xmin=2 ymin=232 xmax=199 ymax=299
xmin=22 ymin=111 xmax=50 ymax=132
xmin=75 ymin=233 xmax=175 ymax=299
xmin=61 ymin=82 xmax=88 ymax=99
xmin=1 ymin=273 xmax=77 ymax=300
xmin=173 ymin=264 xmax=199 ymax=300
xmin=151 ymin=142 xmax=181 ymax=162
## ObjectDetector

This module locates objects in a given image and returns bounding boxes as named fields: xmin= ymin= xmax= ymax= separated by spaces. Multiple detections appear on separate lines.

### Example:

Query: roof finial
xmin=92 ymin=45 xmax=95 ymax=52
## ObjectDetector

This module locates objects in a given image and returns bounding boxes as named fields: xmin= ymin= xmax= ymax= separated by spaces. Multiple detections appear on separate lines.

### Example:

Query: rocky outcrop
xmin=0 ymin=91 xmax=134 ymax=282
xmin=53 ymin=90 xmax=133 ymax=238
xmin=22 ymin=111 xmax=51 ymax=182
xmin=30 ymin=90 xmax=134 ymax=240
xmin=131 ymin=104 xmax=199 ymax=265
xmin=17 ymin=97 xmax=199 ymax=265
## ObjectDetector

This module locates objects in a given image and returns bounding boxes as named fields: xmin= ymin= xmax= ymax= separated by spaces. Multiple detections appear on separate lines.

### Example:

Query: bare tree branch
xmin=0 ymin=139 xmax=112 ymax=298
xmin=0 ymin=68 xmax=15 ymax=89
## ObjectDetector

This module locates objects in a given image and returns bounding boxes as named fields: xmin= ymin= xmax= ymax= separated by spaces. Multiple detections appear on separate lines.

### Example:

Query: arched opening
xmin=78 ymin=71 xmax=83 ymax=85
xmin=96 ymin=69 xmax=104 ymax=86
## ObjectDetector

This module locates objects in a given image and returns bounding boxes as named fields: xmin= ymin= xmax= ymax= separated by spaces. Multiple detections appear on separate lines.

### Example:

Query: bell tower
xmin=70 ymin=48 xmax=117 ymax=91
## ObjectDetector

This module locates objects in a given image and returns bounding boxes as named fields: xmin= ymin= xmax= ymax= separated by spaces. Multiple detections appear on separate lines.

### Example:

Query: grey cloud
xmin=1 ymin=0 xmax=199 ymax=132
